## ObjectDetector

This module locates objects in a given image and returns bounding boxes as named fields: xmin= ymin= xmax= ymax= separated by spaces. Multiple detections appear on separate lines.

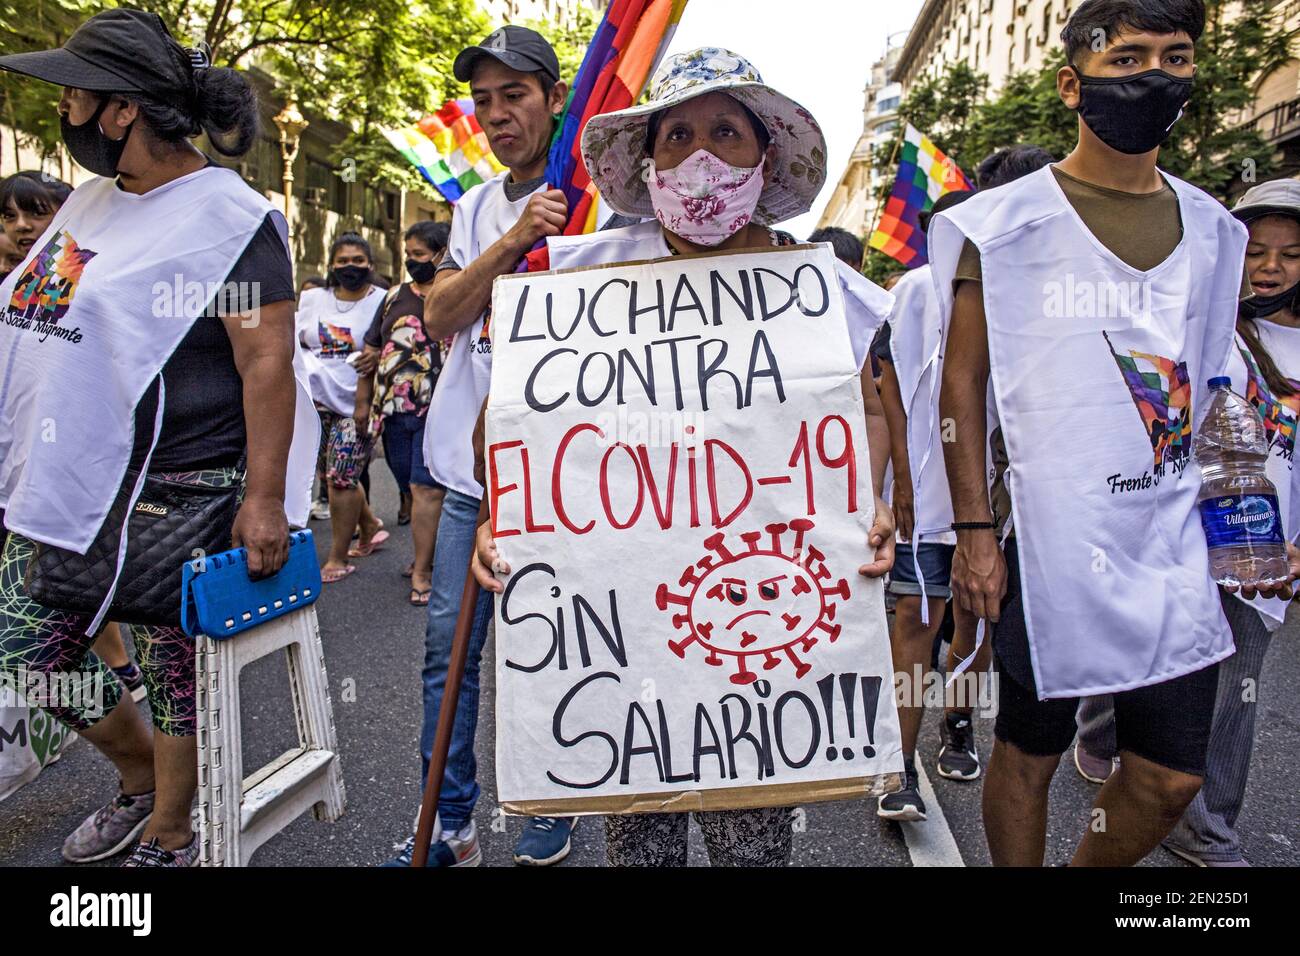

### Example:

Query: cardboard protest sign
xmin=487 ymin=244 xmax=903 ymax=815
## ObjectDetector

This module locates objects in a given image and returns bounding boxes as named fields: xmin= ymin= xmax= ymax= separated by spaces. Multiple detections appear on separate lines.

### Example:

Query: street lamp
xmin=272 ymin=99 xmax=309 ymax=236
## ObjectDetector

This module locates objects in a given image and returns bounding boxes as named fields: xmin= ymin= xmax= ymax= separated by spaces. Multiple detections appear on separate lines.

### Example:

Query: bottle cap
xmin=1207 ymin=376 xmax=1232 ymax=389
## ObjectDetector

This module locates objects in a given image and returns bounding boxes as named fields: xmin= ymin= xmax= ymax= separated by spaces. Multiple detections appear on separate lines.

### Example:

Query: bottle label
xmin=1198 ymin=493 xmax=1285 ymax=549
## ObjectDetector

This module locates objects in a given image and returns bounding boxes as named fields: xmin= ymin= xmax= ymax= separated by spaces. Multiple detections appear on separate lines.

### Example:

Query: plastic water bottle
xmin=1194 ymin=376 xmax=1287 ymax=587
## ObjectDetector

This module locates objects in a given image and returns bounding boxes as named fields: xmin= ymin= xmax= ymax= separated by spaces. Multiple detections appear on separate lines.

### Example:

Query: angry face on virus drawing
xmin=656 ymin=519 xmax=850 ymax=686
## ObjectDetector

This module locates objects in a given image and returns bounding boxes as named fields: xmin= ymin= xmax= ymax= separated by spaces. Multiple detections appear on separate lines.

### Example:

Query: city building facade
xmin=821 ymin=0 xmax=1300 ymax=243
xmin=893 ymin=0 xmax=1076 ymax=96
xmin=817 ymin=43 xmax=903 ymax=238
xmin=1243 ymin=0 xmax=1300 ymax=187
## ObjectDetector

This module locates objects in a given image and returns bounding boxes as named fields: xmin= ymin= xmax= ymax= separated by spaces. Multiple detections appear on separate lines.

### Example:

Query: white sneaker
xmin=310 ymin=500 xmax=331 ymax=521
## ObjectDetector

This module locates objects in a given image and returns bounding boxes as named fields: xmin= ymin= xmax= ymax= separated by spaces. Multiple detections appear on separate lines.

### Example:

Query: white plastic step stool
xmin=195 ymin=604 xmax=346 ymax=866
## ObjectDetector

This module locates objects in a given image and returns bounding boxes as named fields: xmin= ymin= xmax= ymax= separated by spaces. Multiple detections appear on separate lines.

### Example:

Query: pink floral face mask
xmin=646 ymin=148 xmax=764 ymax=246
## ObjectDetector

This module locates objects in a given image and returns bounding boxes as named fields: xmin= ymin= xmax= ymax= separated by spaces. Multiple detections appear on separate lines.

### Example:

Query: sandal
xmin=348 ymin=528 xmax=390 ymax=558
xmin=409 ymin=587 xmax=431 ymax=607
xmin=401 ymin=562 xmax=414 ymax=579
xmin=322 ymin=564 xmax=356 ymax=584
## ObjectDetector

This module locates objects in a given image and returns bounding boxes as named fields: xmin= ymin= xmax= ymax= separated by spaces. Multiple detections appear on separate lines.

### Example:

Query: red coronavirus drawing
xmin=655 ymin=519 xmax=850 ymax=686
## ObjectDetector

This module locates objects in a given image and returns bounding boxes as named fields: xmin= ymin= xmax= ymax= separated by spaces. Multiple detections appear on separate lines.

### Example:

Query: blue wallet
xmin=180 ymin=530 xmax=322 ymax=639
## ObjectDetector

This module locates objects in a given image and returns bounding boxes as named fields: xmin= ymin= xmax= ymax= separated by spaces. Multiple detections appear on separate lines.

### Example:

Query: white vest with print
xmin=0 ymin=165 xmax=318 ymax=553
xmin=929 ymin=165 xmax=1242 ymax=698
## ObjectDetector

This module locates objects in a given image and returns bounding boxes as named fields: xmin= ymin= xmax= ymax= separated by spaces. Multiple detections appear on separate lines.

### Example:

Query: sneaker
xmin=310 ymin=499 xmax=331 ymax=521
xmin=877 ymin=759 xmax=926 ymax=821
xmin=1164 ymin=842 xmax=1251 ymax=868
xmin=119 ymin=836 xmax=199 ymax=868
xmin=381 ymin=821 xmax=482 ymax=867
xmin=937 ymin=712 xmax=981 ymax=780
xmin=62 ymin=786 xmax=155 ymax=863
xmin=513 ymin=816 xmax=577 ymax=866
xmin=1073 ymin=740 xmax=1117 ymax=784
xmin=112 ymin=662 xmax=147 ymax=703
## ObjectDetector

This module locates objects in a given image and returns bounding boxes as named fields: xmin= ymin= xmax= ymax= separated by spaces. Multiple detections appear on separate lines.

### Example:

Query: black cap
xmin=453 ymin=25 xmax=560 ymax=84
xmin=0 ymin=9 xmax=196 ymax=105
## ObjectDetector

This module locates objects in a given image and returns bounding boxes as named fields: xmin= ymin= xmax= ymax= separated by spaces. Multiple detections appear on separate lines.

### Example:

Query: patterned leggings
xmin=0 ymin=466 xmax=240 ymax=737
xmin=318 ymin=408 xmax=374 ymax=491
xmin=603 ymin=806 xmax=794 ymax=866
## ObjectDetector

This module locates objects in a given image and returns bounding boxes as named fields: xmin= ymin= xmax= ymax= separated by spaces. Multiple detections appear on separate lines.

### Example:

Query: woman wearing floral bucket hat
xmin=473 ymin=48 xmax=898 ymax=867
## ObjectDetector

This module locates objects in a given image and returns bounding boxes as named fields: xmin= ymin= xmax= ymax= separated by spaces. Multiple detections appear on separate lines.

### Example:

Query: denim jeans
xmin=420 ymin=487 xmax=493 ymax=833
xmin=382 ymin=411 xmax=438 ymax=494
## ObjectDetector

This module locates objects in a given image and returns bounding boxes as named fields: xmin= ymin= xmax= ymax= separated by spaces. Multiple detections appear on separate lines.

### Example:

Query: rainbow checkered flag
xmin=383 ymin=100 xmax=506 ymax=204
xmin=869 ymin=124 xmax=972 ymax=268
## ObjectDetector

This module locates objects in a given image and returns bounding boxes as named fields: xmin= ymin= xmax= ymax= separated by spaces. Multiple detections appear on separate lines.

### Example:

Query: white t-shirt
xmin=296 ymin=284 xmax=387 ymax=416
xmin=425 ymin=172 xmax=545 ymax=498
xmin=547 ymin=222 xmax=890 ymax=371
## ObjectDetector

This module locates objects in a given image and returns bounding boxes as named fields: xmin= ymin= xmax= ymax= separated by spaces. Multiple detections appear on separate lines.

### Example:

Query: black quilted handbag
xmin=23 ymin=468 xmax=241 ymax=628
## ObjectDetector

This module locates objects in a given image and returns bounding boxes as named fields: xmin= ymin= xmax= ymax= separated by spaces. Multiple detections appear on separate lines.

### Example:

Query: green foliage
xmin=520 ymin=5 xmax=597 ymax=85
xmin=0 ymin=0 xmax=101 ymax=166
xmin=0 ymin=0 xmax=490 ymax=193
xmin=862 ymin=249 xmax=902 ymax=287
xmin=965 ymin=65 xmax=1077 ymax=170
xmin=871 ymin=62 xmax=988 ymax=190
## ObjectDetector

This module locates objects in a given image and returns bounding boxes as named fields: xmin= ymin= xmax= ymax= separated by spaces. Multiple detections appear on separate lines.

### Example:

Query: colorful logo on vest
xmin=318 ymin=321 xmax=355 ymax=356
xmin=1241 ymin=346 xmax=1300 ymax=460
xmin=5 ymin=231 xmax=97 ymax=341
xmin=472 ymin=311 xmax=492 ymax=355
xmin=1104 ymin=331 xmax=1192 ymax=480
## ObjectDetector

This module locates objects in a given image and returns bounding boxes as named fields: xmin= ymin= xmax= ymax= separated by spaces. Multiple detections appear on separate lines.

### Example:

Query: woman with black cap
xmin=0 ymin=9 xmax=317 ymax=867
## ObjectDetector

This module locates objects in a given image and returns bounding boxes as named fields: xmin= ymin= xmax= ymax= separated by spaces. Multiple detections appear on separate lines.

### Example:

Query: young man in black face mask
xmin=934 ymin=0 xmax=1298 ymax=867
xmin=383 ymin=26 xmax=578 ymax=868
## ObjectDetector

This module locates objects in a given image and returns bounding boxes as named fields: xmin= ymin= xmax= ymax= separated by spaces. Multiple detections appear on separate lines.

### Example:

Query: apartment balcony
xmin=1252 ymin=94 xmax=1300 ymax=145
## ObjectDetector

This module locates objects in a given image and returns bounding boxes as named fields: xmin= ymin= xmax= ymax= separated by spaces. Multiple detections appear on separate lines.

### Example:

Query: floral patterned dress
xmin=370 ymin=283 xmax=446 ymax=434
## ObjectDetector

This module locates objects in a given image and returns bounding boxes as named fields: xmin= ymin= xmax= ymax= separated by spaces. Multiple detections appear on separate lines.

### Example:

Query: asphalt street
xmin=3 ymin=466 xmax=1297 ymax=867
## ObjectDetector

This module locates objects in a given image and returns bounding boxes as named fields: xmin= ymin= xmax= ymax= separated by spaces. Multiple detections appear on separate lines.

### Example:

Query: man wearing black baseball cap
xmin=385 ymin=25 xmax=576 ymax=869
xmin=452 ymin=24 xmax=561 ymax=88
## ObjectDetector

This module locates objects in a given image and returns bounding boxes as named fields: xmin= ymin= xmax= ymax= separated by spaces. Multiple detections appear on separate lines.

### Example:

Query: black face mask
xmin=406 ymin=258 xmax=437 ymax=284
xmin=60 ymin=97 xmax=132 ymax=178
xmin=1071 ymin=67 xmax=1194 ymax=155
xmin=1241 ymin=280 xmax=1300 ymax=320
xmin=332 ymin=265 xmax=370 ymax=292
